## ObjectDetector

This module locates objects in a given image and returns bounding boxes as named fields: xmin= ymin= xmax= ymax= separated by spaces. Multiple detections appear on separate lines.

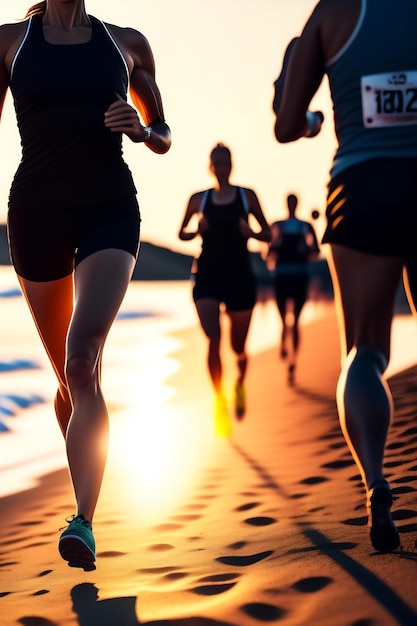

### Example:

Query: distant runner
xmin=179 ymin=143 xmax=270 ymax=432
xmin=267 ymin=193 xmax=319 ymax=384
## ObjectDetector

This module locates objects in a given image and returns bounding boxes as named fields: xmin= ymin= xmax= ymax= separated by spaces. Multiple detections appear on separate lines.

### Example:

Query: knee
xmin=66 ymin=355 xmax=96 ymax=391
xmin=207 ymin=334 xmax=221 ymax=348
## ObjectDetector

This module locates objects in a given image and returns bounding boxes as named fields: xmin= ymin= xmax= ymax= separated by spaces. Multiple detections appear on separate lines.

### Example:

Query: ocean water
xmin=1 ymin=265 xmax=416 ymax=500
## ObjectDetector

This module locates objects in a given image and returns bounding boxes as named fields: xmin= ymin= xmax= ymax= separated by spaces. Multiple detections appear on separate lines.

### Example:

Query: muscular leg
xmin=292 ymin=286 xmax=308 ymax=356
xmin=275 ymin=293 xmax=288 ymax=358
xmin=18 ymin=274 xmax=74 ymax=436
xmin=65 ymin=249 xmax=136 ymax=522
xmin=228 ymin=308 xmax=253 ymax=383
xmin=327 ymin=245 xmax=403 ymax=551
xmin=327 ymin=244 xmax=403 ymax=490
xmin=194 ymin=298 xmax=222 ymax=394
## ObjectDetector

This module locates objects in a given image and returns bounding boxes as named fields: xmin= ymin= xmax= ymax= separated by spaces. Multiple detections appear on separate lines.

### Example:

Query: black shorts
xmin=322 ymin=157 xmax=417 ymax=260
xmin=193 ymin=274 xmax=257 ymax=312
xmin=7 ymin=196 xmax=140 ymax=282
xmin=273 ymin=273 xmax=309 ymax=309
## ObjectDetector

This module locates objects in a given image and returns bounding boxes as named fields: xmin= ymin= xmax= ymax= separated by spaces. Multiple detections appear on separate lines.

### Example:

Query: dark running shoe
xmin=367 ymin=481 xmax=400 ymax=553
xmin=234 ymin=381 xmax=246 ymax=419
xmin=59 ymin=514 xmax=96 ymax=570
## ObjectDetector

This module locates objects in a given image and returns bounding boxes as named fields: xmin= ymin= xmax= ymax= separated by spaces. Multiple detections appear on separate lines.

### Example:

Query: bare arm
xmin=104 ymin=26 xmax=171 ymax=154
xmin=0 ymin=58 xmax=8 ymax=123
xmin=0 ymin=23 xmax=25 ymax=122
xmin=273 ymin=0 xmax=361 ymax=143
xmin=178 ymin=192 xmax=206 ymax=241
xmin=240 ymin=188 xmax=272 ymax=243
xmin=306 ymin=223 xmax=320 ymax=261
xmin=274 ymin=3 xmax=326 ymax=143
xmin=265 ymin=222 xmax=280 ymax=270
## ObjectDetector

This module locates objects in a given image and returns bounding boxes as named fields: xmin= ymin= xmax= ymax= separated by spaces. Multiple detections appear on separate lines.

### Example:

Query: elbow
xmin=274 ymin=120 xmax=295 ymax=143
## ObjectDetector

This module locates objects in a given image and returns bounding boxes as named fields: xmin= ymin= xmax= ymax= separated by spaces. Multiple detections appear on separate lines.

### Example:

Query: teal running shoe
xmin=59 ymin=514 xmax=96 ymax=570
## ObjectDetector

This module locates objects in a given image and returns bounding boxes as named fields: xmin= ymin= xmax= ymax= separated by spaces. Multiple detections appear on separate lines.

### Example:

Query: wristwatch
xmin=143 ymin=126 xmax=152 ymax=142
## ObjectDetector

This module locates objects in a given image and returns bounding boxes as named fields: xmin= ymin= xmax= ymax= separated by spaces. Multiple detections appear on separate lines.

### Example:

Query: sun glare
xmin=104 ymin=331 xmax=216 ymax=524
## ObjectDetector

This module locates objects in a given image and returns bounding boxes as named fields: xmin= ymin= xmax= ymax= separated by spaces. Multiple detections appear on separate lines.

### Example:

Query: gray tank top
xmin=326 ymin=0 xmax=417 ymax=177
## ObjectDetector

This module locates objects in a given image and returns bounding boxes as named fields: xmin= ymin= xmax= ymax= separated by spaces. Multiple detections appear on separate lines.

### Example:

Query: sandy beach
xmin=1 ymin=285 xmax=417 ymax=625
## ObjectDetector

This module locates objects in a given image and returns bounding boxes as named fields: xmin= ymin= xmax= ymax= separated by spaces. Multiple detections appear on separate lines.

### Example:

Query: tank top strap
xmin=199 ymin=189 xmax=212 ymax=214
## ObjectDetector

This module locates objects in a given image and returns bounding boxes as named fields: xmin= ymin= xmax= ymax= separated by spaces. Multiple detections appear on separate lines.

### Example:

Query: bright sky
xmin=0 ymin=0 xmax=337 ymax=255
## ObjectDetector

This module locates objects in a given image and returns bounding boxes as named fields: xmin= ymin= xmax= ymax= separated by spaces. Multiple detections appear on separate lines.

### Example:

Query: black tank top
xmin=196 ymin=188 xmax=253 ymax=277
xmin=9 ymin=14 xmax=137 ymax=210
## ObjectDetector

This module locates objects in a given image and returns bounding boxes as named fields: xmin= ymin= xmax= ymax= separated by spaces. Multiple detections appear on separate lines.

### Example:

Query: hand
xmin=104 ymin=100 xmax=147 ymax=142
xmin=305 ymin=111 xmax=324 ymax=138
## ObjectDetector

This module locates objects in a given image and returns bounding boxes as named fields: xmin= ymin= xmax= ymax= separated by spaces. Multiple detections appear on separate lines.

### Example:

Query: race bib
xmin=361 ymin=71 xmax=417 ymax=127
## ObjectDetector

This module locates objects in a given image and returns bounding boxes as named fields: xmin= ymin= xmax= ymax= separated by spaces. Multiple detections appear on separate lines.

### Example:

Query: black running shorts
xmin=193 ymin=274 xmax=257 ymax=312
xmin=322 ymin=157 xmax=417 ymax=261
xmin=8 ymin=196 xmax=140 ymax=282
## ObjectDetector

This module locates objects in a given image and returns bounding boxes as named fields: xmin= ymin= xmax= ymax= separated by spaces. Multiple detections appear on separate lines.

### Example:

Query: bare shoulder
xmin=187 ymin=189 xmax=208 ymax=210
xmin=104 ymin=22 xmax=154 ymax=74
xmin=240 ymin=187 xmax=259 ymax=203
xmin=0 ymin=21 xmax=27 ymax=51
xmin=306 ymin=0 xmax=360 ymax=22
xmin=191 ymin=189 xmax=208 ymax=202
xmin=302 ymin=0 xmax=362 ymax=62
xmin=0 ymin=21 xmax=28 ymax=70
xmin=105 ymin=22 xmax=150 ymax=52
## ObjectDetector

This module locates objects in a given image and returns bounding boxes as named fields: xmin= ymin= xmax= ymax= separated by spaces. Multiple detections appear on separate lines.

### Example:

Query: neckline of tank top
xmin=209 ymin=188 xmax=241 ymax=207
xmin=38 ymin=14 xmax=96 ymax=47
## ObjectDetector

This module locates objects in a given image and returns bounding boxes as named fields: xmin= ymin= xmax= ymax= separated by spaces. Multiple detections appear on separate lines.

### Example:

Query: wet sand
xmin=1 ymin=299 xmax=417 ymax=625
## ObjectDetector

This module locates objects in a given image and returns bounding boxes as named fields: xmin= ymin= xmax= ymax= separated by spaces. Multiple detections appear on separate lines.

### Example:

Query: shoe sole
xmin=59 ymin=536 xmax=96 ymax=570
xmin=368 ymin=484 xmax=400 ymax=553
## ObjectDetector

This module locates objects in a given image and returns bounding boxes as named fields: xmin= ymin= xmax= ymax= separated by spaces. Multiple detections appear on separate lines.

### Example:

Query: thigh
xmin=194 ymin=298 xmax=221 ymax=340
xmin=274 ymin=275 xmax=290 ymax=318
xmin=291 ymin=274 xmax=309 ymax=318
xmin=327 ymin=244 xmax=403 ymax=360
xmin=18 ymin=274 xmax=74 ymax=385
xmin=228 ymin=308 xmax=253 ymax=353
xmin=68 ymin=249 xmax=136 ymax=361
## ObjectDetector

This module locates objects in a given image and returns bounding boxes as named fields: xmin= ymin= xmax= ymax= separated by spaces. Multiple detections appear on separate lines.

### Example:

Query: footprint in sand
xmin=300 ymin=476 xmax=329 ymax=485
xmin=238 ymin=577 xmax=333 ymax=622
xmin=190 ymin=582 xmax=236 ymax=596
xmin=235 ymin=502 xmax=260 ymax=512
xmin=292 ymin=576 xmax=333 ymax=592
xmin=244 ymin=516 xmax=277 ymax=526
xmin=217 ymin=550 xmax=274 ymax=566
xmin=32 ymin=589 xmax=50 ymax=596
xmin=147 ymin=543 xmax=175 ymax=552
xmin=97 ymin=550 xmax=126 ymax=558
xmin=240 ymin=602 xmax=287 ymax=621
xmin=227 ymin=541 xmax=248 ymax=549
